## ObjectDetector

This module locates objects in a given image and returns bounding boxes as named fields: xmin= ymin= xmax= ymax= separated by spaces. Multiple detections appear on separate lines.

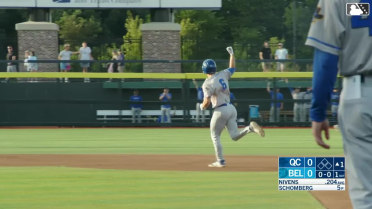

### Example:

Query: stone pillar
xmin=15 ymin=21 xmax=59 ymax=72
xmin=141 ymin=23 xmax=181 ymax=73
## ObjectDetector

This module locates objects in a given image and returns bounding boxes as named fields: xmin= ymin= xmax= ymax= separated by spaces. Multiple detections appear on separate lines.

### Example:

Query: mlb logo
xmin=346 ymin=3 xmax=370 ymax=16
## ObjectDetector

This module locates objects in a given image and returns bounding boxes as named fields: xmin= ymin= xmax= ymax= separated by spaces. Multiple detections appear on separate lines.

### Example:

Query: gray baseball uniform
xmin=306 ymin=0 xmax=372 ymax=208
xmin=291 ymin=91 xmax=305 ymax=122
xmin=202 ymin=69 xmax=250 ymax=163
xmin=302 ymin=90 xmax=312 ymax=122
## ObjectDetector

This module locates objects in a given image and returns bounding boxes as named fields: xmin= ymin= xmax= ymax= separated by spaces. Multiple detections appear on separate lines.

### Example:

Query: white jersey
xmin=275 ymin=48 xmax=288 ymax=59
xmin=305 ymin=0 xmax=372 ymax=76
xmin=202 ymin=69 xmax=232 ymax=108
xmin=292 ymin=92 xmax=306 ymax=106
xmin=59 ymin=50 xmax=73 ymax=60
xmin=303 ymin=91 xmax=312 ymax=108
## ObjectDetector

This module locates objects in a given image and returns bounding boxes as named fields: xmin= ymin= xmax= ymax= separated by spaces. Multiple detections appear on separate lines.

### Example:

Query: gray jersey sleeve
xmin=202 ymin=82 xmax=213 ymax=98
xmin=305 ymin=0 xmax=346 ymax=55
xmin=223 ymin=69 xmax=232 ymax=80
xmin=306 ymin=0 xmax=372 ymax=75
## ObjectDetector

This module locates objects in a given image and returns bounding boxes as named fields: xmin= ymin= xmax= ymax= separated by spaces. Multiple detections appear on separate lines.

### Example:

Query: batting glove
xmin=226 ymin=46 xmax=234 ymax=55
xmin=200 ymin=103 xmax=206 ymax=110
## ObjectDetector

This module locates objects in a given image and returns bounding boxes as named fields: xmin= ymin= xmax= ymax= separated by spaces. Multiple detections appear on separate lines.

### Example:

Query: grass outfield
xmin=0 ymin=167 xmax=324 ymax=209
xmin=0 ymin=128 xmax=344 ymax=209
xmin=0 ymin=128 xmax=344 ymax=155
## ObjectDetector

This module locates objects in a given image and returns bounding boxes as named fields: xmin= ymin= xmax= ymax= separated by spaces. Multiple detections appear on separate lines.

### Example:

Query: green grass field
xmin=0 ymin=128 xmax=344 ymax=155
xmin=0 ymin=128 xmax=343 ymax=209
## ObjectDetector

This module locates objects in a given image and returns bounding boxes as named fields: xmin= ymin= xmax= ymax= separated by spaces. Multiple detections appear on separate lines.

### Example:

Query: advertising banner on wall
xmin=161 ymin=0 xmax=221 ymax=8
xmin=0 ymin=0 xmax=35 ymax=8
xmin=0 ymin=0 xmax=221 ymax=9
xmin=37 ymin=0 xmax=98 ymax=8
xmin=99 ymin=0 xmax=160 ymax=8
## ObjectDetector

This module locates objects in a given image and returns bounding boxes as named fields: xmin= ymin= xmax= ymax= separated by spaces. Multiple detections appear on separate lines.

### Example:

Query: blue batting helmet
xmin=202 ymin=59 xmax=217 ymax=74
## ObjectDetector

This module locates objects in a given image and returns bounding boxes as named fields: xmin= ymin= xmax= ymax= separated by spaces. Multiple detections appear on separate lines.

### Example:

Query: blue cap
xmin=202 ymin=59 xmax=217 ymax=74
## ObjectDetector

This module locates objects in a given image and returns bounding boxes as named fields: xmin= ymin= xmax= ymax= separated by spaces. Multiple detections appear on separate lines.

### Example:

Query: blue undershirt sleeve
xmin=310 ymin=48 xmax=339 ymax=122
xmin=228 ymin=68 xmax=235 ymax=75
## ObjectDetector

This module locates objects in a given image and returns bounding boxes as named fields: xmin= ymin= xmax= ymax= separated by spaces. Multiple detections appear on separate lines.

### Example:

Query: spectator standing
xmin=27 ymin=51 xmax=38 ymax=72
xmin=59 ymin=44 xmax=78 ymax=83
xmin=192 ymin=79 xmax=206 ymax=123
xmin=24 ymin=50 xmax=30 ymax=72
xmin=79 ymin=42 xmax=93 ymax=82
xmin=3 ymin=45 xmax=17 ymax=83
xmin=130 ymin=90 xmax=143 ymax=124
xmin=26 ymin=51 xmax=38 ymax=82
xmin=117 ymin=49 xmax=125 ymax=73
xmin=159 ymin=88 xmax=172 ymax=123
xmin=267 ymin=82 xmax=284 ymax=122
xmin=107 ymin=50 xmax=119 ymax=82
xmin=259 ymin=41 xmax=272 ymax=72
xmin=275 ymin=43 xmax=288 ymax=72
xmin=6 ymin=45 xmax=17 ymax=73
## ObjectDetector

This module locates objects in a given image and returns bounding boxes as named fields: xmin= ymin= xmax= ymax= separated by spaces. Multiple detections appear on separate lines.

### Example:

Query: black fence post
xmin=182 ymin=79 xmax=190 ymax=122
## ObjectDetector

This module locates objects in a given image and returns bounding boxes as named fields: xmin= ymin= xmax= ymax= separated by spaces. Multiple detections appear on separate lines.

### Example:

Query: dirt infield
xmin=0 ymin=154 xmax=352 ymax=209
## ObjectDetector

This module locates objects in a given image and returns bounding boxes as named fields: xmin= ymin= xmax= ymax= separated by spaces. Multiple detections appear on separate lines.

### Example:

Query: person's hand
xmin=226 ymin=46 xmax=234 ymax=55
xmin=312 ymin=119 xmax=331 ymax=149
xmin=200 ymin=103 xmax=205 ymax=110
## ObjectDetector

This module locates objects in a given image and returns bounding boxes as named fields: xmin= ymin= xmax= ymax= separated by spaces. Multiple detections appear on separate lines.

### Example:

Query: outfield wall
xmin=0 ymin=81 xmax=298 ymax=126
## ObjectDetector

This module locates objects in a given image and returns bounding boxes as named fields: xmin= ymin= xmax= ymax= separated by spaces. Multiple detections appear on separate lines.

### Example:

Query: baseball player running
xmin=200 ymin=46 xmax=265 ymax=168
xmin=306 ymin=0 xmax=372 ymax=208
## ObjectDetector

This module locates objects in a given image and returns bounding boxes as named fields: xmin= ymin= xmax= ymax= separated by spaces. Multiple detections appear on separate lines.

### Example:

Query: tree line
xmin=0 ymin=0 xmax=318 ymax=72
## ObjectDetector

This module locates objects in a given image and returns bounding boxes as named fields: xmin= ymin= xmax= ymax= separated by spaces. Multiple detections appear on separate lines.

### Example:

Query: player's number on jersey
xmin=219 ymin=79 xmax=227 ymax=90
xmin=352 ymin=16 xmax=372 ymax=36
xmin=351 ymin=0 xmax=372 ymax=36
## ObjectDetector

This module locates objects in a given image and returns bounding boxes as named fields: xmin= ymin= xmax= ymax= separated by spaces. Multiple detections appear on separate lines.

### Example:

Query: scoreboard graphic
xmin=278 ymin=157 xmax=345 ymax=191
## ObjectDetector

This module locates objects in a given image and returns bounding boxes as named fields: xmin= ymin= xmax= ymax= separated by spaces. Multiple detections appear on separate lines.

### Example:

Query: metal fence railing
xmin=0 ymin=59 xmax=313 ymax=73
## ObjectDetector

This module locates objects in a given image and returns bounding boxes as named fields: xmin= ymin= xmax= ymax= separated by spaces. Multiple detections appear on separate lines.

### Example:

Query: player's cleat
xmin=208 ymin=160 xmax=226 ymax=168
xmin=249 ymin=121 xmax=265 ymax=137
